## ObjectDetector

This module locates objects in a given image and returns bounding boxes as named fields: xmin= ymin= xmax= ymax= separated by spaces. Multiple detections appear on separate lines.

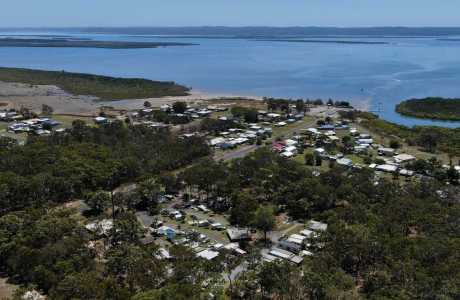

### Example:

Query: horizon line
xmin=2 ymin=25 xmax=460 ymax=29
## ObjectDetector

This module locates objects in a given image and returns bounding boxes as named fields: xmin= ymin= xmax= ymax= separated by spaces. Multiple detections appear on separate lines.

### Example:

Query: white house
xmin=308 ymin=220 xmax=328 ymax=232
xmin=394 ymin=154 xmax=416 ymax=164
xmin=197 ymin=249 xmax=220 ymax=260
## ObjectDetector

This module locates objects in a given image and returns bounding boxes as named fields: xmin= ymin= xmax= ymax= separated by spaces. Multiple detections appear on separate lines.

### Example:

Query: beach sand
xmin=0 ymin=81 xmax=261 ymax=116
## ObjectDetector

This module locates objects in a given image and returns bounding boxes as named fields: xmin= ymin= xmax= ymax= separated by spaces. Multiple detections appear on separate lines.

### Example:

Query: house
xmin=157 ymin=226 xmax=176 ymax=238
xmin=327 ymin=136 xmax=339 ymax=142
xmin=307 ymin=220 xmax=328 ymax=232
xmin=354 ymin=145 xmax=369 ymax=153
xmin=376 ymin=164 xmax=398 ymax=173
xmin=42 ymin=119 xmax=60 ymax=127
xmin=300 ymin=229 xmax=316 ymax=238
xmin=359 ymin=133 xmax=371 ymax=139
xmin=197 ymin=205 xmax=210 ymax=212
xmin=294 ymin=113 xmax=305 ymax=120
xmin=349 ymin=128 xmax=359 ymax=136
xmin=198 ymin=220 xmax=210 ymax=227
xmin=300 ymin=250 xmax=313 ymax=257
xmin=227 ymin=227 xmax=250 ymax=242
xmin=209 ymin=137 xmax=226 ymax=147
xmin=262 ymin=253 xmax=279 ymax=263
xmin=394 ymin=154 xmax=416 ymax=164
xmin=272 ymin=142 xmax=285 ymax=152
xmin=211 ymin=243 xmax=224 ymax=251
xmin=278 ymin=240 xmax=302 ymax=253
xmin=336 ymin=158 xmax=353 ymax=167
xmin=281 ymin=151 xmax=295 ymax=158
xmin=357 ymin=138 xmax=373 ymax=145
xmin=154 ymin=248 xmax=172 ymax=260
xmin=318 ymin=124 xmax=335 ymax=131
xmin=304 ymin=128 xmax=319 ymax=135
xmin=197 ymin=249 xmax=220 ymax=260
xmin=33 ymin=129 xmax=51 ymax=136
xmin=160 ymin=104 xmax=171 ymax=112
xmin=267 ymin=113 xmax=281 ymax=120
xmin=211 ymin=223 xmax=226 ymax=230
xmin=399 ymin=169 xmax=415 ymax=177
xmin=269 ymin=248 xmax=304 ymax=265
xmin=378 ymin=147 xmax=395 ymax=156
xmin=85 ymin=219 xmax=114 ymax=236
xmin=285 ymin=139 xmax=298 ymax=146
xmin=224 ymin=243 xmax=247 ymax=255
xmin=22 ymin=290 xmax=46 ymax=300
xmin=284 ymin=145 xmax=297 ymax=153
xmin=314 ymin=148 xmax=326 ymax=155
xmin=287 ymin=234 xmax=307 ymax=246
xmin=94 ymin=116 xmax=108 ymax=124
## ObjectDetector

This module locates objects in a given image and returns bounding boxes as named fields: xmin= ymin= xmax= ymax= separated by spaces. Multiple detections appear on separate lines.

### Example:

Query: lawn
xmin=51 ymin=114 xmax=94 ymax=128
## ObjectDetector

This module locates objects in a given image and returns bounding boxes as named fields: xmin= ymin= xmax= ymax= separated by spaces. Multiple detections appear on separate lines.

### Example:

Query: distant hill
xmin=396 ymin=97 xmax=460 ymax=121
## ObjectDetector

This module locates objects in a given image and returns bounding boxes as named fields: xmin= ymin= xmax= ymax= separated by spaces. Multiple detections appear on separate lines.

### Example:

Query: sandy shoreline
xmin=0 ymin=80 xmax=367 ymax=118
xmin=0 ymin=81 xmax=262 ymax=116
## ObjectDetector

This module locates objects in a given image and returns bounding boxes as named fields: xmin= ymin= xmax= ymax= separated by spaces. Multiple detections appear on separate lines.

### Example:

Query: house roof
xmin=308 ymin=220 xmax=328 ymax=232
xmin=394 ymin=154 xmax=416 ymax=162
xmin=376 ymin=164 xmax=398 ymax=173
xmin=197 ymin=249 xmax=220 ymax=260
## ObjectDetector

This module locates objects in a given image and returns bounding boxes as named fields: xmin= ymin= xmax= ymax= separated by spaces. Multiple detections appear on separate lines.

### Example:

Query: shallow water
xmin=0 ymin=31 xmax=459 ymax=128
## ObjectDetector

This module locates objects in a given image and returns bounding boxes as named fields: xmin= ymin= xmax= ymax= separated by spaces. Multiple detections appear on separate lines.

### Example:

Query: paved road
xmin=214 ymin=144 xmax=261 ymax=161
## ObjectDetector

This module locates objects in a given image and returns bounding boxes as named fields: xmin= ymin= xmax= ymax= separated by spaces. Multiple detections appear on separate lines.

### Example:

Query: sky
xmin=1 ymin=0 xmax=460 ymax=28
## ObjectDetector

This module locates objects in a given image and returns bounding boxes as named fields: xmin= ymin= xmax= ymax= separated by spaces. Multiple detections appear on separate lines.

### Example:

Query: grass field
xmin=52 ymin=114 xmax=95 ymax=128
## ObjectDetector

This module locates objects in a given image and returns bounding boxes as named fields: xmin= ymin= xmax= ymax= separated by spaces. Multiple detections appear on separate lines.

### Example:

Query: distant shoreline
xmin=253 ymin=39 xmax=389 ymax=45
xmin=396 ymin=97 xmax=460 ymax=121
xmin=0 ymin=38 xmax=196 ymax=49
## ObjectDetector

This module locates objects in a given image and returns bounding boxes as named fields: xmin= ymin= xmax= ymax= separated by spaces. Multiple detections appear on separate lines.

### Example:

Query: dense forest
xmin=396 ymin=97 xmax=460 ymax=121
xmin=0 ymin=117 xmax=459 ymax=299
xmin=0 ymin=67 xmax=190 ymax=100
xmin=1 ymin=144 xmax=459 ymax=299
xmin=0 ymin=120 xmax=210 ymax=215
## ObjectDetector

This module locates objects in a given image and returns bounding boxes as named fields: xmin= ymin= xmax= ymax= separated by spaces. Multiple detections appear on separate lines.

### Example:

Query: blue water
xmin=1 ymin=31 xmax=460 ymax=128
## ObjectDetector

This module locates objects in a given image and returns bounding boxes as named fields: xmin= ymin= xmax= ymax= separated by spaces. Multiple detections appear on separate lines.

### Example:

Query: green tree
xmin=136 ymin=177 xmax=164 ymax=214
xmin=230 ymin=192 xmax=258 ymax=228
xmin=110 ymin=212 xmax=145 ymax=245
xmin=41 ymin=104 xmax=54 ymax=115
xmin=253 ymin=205 xmax=276 ymax=244
xmin=304 ymin=153 xmax=315 ymax=166
xmin=172 ymin=101 xmax=187 ymax=114
xmin=84 ymin=190 xmax=110 ymax=214
xmin=389 ymin=139 xmax=401 ymax=149
xmin=295 ymin=99 xmax=306 ymax=113
xmin=417 ymin=130 xmax=439 ymax=153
